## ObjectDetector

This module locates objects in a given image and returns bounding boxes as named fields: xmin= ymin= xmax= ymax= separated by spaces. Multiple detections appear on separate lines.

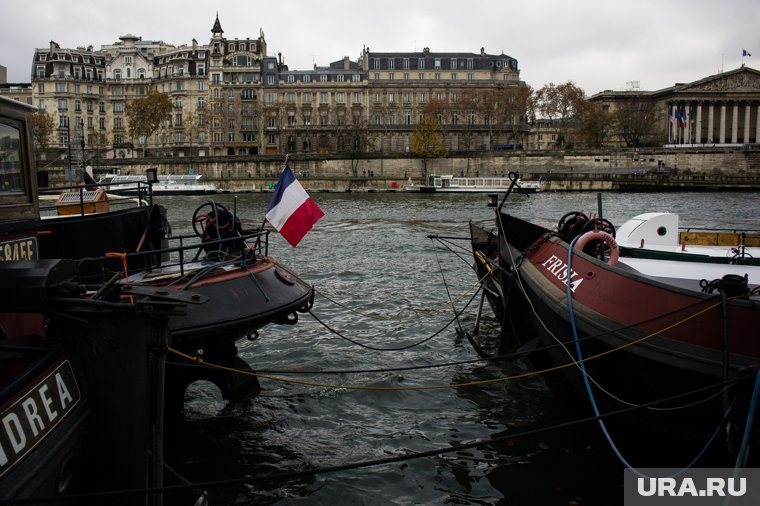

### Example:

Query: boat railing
xmin=450 ymin=177 xmax=513 ymax=188
xmin=97 ymin=179 xmax=156 ymax=201
xmin=678 ymin=228 xmax=760 ymax=248
xmin=77 ymin=228 xmax=271 ymax=285
xmin=39 ymin=181 xmax=153 ymax=217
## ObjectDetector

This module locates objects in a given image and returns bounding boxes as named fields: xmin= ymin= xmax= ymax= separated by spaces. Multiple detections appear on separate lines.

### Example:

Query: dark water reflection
xmin=160 ymin=191 xmax=759 ymax=505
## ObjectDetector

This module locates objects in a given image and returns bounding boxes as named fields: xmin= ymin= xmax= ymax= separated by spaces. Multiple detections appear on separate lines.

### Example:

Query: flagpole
xmin=668 ymin=105 xmax=672 ymax=144
xmin=256 ymin=153 xmax=291 ymax=253
xmin=259 ymin=154 xmax=291 ymax=229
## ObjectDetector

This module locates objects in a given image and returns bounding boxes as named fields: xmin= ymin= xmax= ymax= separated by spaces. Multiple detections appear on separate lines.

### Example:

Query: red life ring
xmin=574 ymin=230 xmax=619 ymax=265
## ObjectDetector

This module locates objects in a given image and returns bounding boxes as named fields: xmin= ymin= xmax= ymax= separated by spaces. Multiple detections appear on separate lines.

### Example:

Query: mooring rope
xmin=565 ymin=233 xmax=735 ymax=477
xmin=312 ymin=274 xmax=484 ymax=322
xmin=167 ymin=295 xmax=728 ymax=392
xmin=307 ymin=275 xmax=485 ymax=352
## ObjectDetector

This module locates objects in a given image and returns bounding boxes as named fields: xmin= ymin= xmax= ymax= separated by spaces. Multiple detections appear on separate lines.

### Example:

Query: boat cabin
xmin=0 ymin=96 xmax=40 ymax=260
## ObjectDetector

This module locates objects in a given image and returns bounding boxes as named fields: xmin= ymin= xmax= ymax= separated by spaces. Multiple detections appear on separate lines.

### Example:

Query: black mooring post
xmin=597 ymin=192 xmax=603 ymax=219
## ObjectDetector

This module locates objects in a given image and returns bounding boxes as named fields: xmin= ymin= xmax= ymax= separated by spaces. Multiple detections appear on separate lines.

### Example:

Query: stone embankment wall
xmin=42 ymin=147 xmax=760 ymax=191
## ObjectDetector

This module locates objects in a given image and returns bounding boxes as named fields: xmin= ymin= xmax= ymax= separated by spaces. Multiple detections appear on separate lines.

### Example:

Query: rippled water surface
xmin=157 ymin=190 xmax=760 ymax=505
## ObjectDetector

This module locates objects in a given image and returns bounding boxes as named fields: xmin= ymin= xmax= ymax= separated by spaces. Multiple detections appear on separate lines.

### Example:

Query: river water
xmin=155 ymin=190 xmax=760 ymax=505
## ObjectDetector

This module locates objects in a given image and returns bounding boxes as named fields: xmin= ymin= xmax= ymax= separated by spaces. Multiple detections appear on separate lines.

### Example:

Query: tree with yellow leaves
xmin=411 ymin=114 xmax=448 ymax=177
xmin=126 ymin=90 xmax=173 ymax=157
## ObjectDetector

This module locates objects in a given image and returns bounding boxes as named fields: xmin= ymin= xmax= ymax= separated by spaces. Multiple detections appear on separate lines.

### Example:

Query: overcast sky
xmin=2 ymin=0 xmax=758 ymax=95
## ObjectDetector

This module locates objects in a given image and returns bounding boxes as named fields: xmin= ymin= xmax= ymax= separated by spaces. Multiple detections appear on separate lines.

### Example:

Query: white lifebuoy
xmin=574 ymin=230 xmax=619 ymax=265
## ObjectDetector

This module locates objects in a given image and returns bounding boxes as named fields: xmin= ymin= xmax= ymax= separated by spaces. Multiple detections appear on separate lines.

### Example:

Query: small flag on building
xmin=265 ymin=162 xmax=324 ymax=247
xmin=743 ymin=49 xmax=752 ymax=57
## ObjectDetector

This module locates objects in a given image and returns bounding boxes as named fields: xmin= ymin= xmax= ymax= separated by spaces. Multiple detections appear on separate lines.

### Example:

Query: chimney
xmin=343 ymin=56 xmax=350 ymax=70
xmin=480 ymin=47 xmax=485 ymax=56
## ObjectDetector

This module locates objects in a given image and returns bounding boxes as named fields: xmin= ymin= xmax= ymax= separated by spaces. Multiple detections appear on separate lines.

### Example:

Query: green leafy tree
xmin=411 ymin=114 xmax=448 ymax=177
xmin=31 ymin=109 xmax=56 ymax=159
xmin=126 ymin=90 xmax=173 ymax=156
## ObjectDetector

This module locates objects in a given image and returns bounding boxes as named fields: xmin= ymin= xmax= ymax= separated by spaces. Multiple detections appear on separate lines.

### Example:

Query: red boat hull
xmin=471 ymin=212 xmax=760 ymax=465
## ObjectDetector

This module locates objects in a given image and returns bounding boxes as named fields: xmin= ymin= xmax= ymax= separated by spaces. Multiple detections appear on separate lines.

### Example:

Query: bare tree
xmin=346 ymin=112 xmax=373 ymax=176
xmin=456 ymin=91 xmax=479 ymax=151
xmin=473 ymin=89 xmax=499 ymax=147
xmin=31 ymin=110 xmax=56 ymax=159
xmin=369 ymin=102 xmax=389 ymax=152
xmin=533 ymin=81 xmax=586 ymax=148
xmin=576 ymin=101 xmax=612 ymax=148
xmin=183 ymin=105 xmax=207 ymax=154
xmin=501 ymin=85 xmax=533 ymax=146
xmin=422 ymin=97 xmax=452 ymax=143
xmin=612 ymin=100 xmax=662 ymax=147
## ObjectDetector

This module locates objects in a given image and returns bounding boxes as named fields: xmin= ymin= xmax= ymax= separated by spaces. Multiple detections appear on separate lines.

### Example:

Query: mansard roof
xmin=328 ymin=58 xmax=361 ymax=71
xmin=366 ymin=49 xmax=518 ymax=71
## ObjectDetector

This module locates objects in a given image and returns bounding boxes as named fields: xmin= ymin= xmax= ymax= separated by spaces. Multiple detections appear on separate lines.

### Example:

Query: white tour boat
xmin=97 ymin=173 xmax=221 ymax=196
xmin=404 ymin=174 xmax=543 ymax=193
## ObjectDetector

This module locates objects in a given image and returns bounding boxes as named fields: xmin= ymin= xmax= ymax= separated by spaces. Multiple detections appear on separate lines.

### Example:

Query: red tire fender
xmin=574 ymin=230 xmax=619 ymax=265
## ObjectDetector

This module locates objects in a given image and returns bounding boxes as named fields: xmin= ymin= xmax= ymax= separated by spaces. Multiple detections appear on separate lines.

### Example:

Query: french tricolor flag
xmin=265 ymin=164 xmax=324 ymax=247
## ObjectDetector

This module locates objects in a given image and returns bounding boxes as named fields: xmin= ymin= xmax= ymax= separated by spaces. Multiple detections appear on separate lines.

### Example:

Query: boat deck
xmin=617 ymin=257 xmax=760 ymax=293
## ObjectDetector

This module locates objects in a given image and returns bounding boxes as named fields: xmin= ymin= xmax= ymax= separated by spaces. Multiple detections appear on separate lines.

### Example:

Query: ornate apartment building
xmin=28 ymin=14 xmax=527 ymax=160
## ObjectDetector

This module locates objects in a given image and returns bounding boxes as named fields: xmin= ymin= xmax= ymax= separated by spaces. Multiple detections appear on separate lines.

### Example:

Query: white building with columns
xmin=591 ymin=66 xmax=760 ymax=147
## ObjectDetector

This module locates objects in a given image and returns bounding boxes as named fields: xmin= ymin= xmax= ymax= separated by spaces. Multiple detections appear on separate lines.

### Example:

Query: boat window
xmin=0 ymin=122 xmax=24 ymax=194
